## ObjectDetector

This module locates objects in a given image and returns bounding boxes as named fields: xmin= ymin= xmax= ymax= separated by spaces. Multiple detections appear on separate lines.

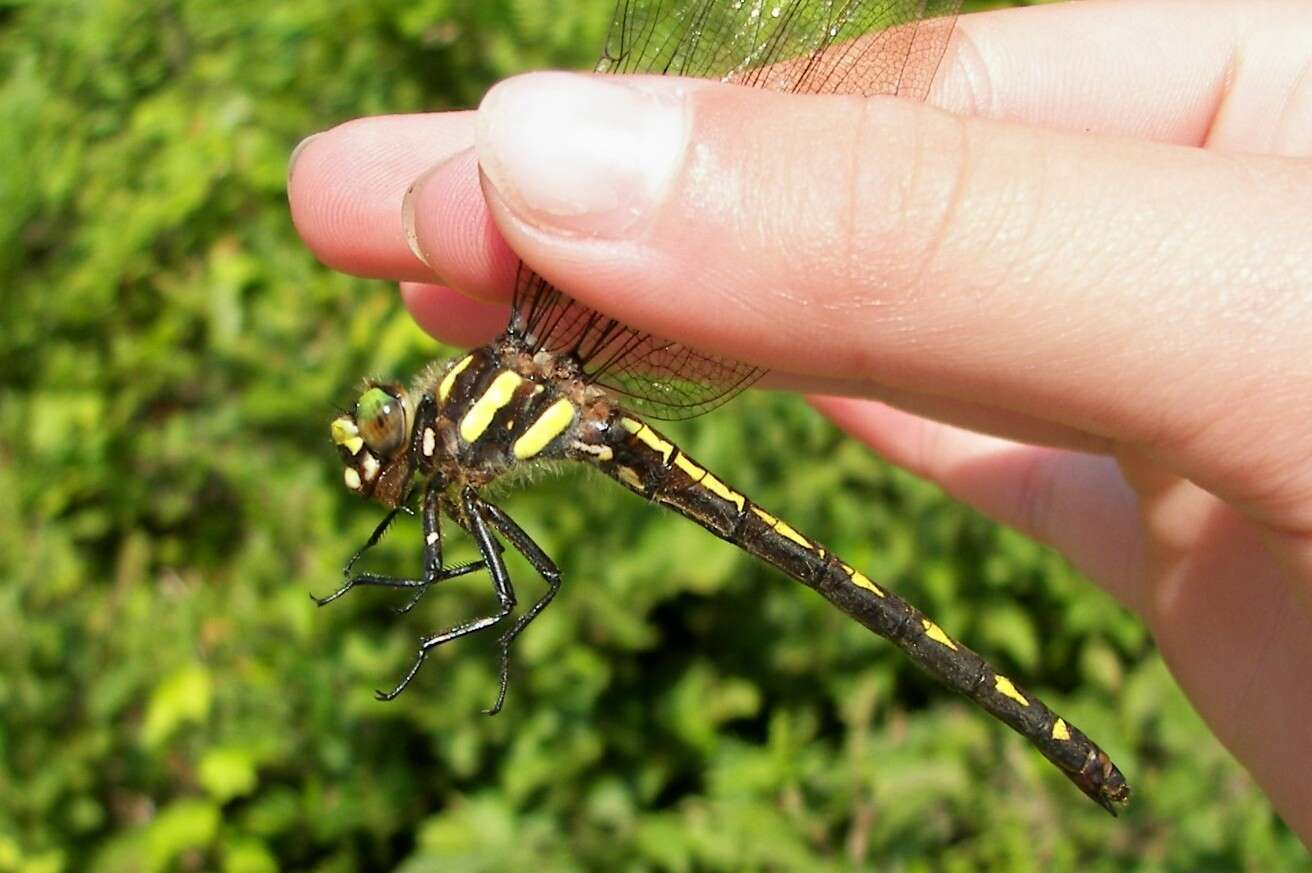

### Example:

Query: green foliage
xmin=0 ymin=0 xmax=1302 ymax=871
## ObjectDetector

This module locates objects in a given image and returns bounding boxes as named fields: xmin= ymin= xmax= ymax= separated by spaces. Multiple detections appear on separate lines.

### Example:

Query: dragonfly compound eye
xmin=355 ymin=386 xmax=407 ymax=457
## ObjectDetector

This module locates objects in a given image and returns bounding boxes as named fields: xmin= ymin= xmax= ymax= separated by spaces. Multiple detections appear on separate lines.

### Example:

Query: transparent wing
xmin=511 ymin=267 xmax=763 ymax=419
xmin=598 ymin=0 xmax=961 ymax=100
xmin=509 ymin=0 xmax=961 ymax=421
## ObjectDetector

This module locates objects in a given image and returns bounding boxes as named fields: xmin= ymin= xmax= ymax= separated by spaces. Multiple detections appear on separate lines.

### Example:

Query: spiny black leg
xmin=391 ymin=505 xmax=506 ymax=615
xmin=345 ymin=506 xmax=409 ymax=574
xmin=315 ymin=481 xmax=446 ymax=607
xmin=322 ymin=560 xmax=490 ymax=610
xmin=478 ymin=499 xmax=562 ymax=715
xmin=392 ymin=559 xmax=486 ymax=615
xmin=377 ymin=486 xmax=516 ymax=701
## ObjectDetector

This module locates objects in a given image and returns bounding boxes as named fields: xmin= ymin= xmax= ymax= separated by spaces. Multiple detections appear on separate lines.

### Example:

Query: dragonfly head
xmin=331 ymin=381 xmax=415 ymax=507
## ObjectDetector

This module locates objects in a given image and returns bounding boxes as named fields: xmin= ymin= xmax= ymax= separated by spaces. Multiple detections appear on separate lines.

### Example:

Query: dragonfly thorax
xmin=330 ymin=337 xmax=618 ymax=508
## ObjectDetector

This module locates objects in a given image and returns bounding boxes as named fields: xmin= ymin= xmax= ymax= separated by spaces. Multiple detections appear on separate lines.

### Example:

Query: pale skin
xmin=288 ymin=0 xmax=1312 ymax=844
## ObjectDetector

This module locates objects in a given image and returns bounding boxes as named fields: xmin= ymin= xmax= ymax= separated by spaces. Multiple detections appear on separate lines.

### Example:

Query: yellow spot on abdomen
xmin=673 ymin=453 xmax=704 ymax=479
xmin=672 ymin=452 xmax=746 ymax=511
xmin=842 ymin=565 xmax=884 ymax=598
xmin=994 ymin=675 xmax=1029 ymax=707
xmin=922 ymin=619 xmax=958 ymax=651
xmin=439 ymin=354 xmax=474 ymax=402
xmin=574 ymin=442 xmax=614 ymax=462
xmin=1052 ymin=718 xmax=1071 ymax=741
xmin=750 ymin=506 xmax=812 ymax=549
xmin=512 ymin=398 xmax=576 ymax=460
xmin=460 ymin=371 xmax=523 ymax=443
xmin=773 ymin=520 xmax=811 ymax=549
xmin=620 ymin=417 xmax=674 ymax=463
xmin=701 ymin=473 xmax=745 ymax=511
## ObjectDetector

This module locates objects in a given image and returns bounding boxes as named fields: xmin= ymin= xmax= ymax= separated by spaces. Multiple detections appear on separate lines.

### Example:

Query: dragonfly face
xmin=331 ymin=381 xmax=418 ymax=507
xmin=317 ymin=0 xmax=1132 ymax=814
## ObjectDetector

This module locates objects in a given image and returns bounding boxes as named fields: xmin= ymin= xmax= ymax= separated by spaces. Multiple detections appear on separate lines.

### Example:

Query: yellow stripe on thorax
xmin=620 ymin=417 xmax=673 ymax=463
xmin=439 ymin=354 xmax=474 ymax=402
xmin=460 ymin=370 xmax=523 ymax=443
xmin=512 ymin=398 xmax=576 ymax=460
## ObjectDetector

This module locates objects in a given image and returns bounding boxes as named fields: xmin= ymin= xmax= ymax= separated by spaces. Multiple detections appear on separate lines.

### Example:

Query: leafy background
xmin=0 ymin=0 xmax=1303 ymax=870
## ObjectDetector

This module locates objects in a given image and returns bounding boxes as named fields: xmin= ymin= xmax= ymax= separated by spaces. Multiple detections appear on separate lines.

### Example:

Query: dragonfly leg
xmin=376 ymin=486 xmax=517 ymax=701
xmin=392 ymin=505 xmax=506 ymax=616
xmin=477 ymin=499 xmax=562 ymax=716
xmin=344 ymin=506 xmax=409 ymax=575
xmin=315 ymin=482 xmax=491 ymax=609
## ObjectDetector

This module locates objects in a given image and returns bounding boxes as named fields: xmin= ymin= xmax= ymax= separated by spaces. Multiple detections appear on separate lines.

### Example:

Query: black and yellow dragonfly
xmin=322 ymin=0 xmax=1132 ymax=815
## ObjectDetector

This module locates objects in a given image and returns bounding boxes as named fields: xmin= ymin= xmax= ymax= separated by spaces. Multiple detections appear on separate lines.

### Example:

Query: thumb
xmin=433 ymin=71 xmax=1312 ymax=531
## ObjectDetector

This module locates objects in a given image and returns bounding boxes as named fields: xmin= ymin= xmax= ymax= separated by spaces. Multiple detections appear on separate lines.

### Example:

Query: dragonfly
xmin=321 ymin=0 xmax=1132 ymax=815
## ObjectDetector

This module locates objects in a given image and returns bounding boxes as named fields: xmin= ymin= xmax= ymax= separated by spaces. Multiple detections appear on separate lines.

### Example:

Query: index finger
xmin=289 ymin=0 xmax=1290 ymax=291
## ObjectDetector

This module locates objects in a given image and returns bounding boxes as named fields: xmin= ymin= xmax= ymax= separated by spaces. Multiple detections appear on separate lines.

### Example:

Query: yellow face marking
xmin=459 ymin=371 xmax=523 ymax=443
xmin=1052 ymin=718 xmax=1071 ymax=741
xmin=331 ymin=417 xmax=365 ymax=455
xmin=700 ymin=473 xmax=746 ymax=511
xmin=343 ymin=468 xmax=362 ymax=491
xmin=438 ymin=354 xmax=474 ymax=402
xmin=994 ymin=675 xmax=1029 ymax=707
xmin=512 ymin=398 xmax=576 ymax=460
xmin=846 ymin=568 xmax=885 ymax=598
xmin=617 ymin=466 xmax=644 ymax=491
xmin=773 ymin=520 xmax=811 ymax=550
xmin=421 ymin=427 xmax=436 ymax=458
xmin=921 ymin=619 xmax=958 ymax=651
xmin=752 ymin=507 xmax=778 ymax=526
xmin=620 ymin=417 xmax=673 ymax=463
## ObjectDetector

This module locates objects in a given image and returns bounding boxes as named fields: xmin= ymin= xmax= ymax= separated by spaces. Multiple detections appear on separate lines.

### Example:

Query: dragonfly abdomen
xmin=593 ymin=413 xmax=1130 ymax=814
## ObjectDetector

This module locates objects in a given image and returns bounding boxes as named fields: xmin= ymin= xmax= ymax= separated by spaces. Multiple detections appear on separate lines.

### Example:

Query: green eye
xmin=356 ymin=387 xmax=406 ymax=456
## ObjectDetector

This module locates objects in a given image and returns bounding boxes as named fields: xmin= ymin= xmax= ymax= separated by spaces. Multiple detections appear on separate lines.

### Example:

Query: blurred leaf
xmin=198 ymin=746 xmax=258 ymax=802
xmin=141 ymin=664 xmax=213 ymax=749
xmin=146 ymin=799 xmax=219 ymax=872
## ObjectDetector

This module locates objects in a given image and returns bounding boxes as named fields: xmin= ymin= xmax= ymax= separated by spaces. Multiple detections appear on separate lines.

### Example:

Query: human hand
xmin=288 ymin=0 xmax=1312 ymax=842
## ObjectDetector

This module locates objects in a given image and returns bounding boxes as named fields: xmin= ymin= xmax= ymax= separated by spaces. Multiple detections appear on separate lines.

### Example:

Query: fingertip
xmin=400 ymin=282 xmax=509 ymax=348
xmin=287 ymin=113 xmax=478 ymax=281
xmin=405 ymin=148 xmax=521 ymax=304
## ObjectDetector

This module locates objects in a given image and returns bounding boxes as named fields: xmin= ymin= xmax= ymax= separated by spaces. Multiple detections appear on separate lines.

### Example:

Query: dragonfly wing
xmin=509 ymin=0 xmax=962 ymax=420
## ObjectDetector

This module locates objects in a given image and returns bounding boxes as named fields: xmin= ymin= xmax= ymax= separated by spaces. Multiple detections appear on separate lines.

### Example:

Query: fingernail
xmin=287 ymin=131 xmax=323 ymax=190
xmin=401 ymin=171 xmax=434 ymax=272
xmin=401 ymin=159 xmax=454 ymax=282
xmin=476 ymin=72 xmax=690 ymax=237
